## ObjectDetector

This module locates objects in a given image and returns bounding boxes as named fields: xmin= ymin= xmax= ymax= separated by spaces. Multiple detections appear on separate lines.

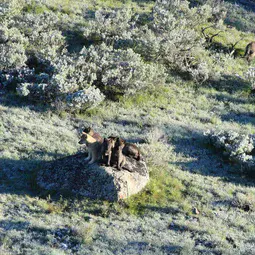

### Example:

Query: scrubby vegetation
xmin=2 ymin=0 xmax=255 ymax=254
xmin=206 ymin=130 xmax=255 ymax=172
xmin=0 ymin=0 xmax=242 ymax=109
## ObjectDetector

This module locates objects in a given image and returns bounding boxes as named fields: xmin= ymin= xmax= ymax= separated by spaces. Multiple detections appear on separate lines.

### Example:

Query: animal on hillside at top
xmin=83 ymin=126 xmax=103 ymax=143
xmin=78 ymin=132 xmax=103 ymax=164
xmin=244 ymin=42 xmax=255 ymax=63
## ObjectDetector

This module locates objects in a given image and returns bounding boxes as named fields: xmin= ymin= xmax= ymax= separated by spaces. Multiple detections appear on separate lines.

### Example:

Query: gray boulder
xmin=37 ymin=153 xmax=149 ymax=201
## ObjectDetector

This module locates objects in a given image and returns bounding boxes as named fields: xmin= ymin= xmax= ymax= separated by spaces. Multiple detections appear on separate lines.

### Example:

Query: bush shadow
xmin=169 ymin=129 xmax=255 ymax=187
xmin=212 ymin=93 xmax=249 ymax=105
xmin=0 ymin=92 xmax=51 ymax=113
xmin=221 ymin=111 xmax=255 ymax=125
xmin=206 ymin=74 xmax=250 ymax=94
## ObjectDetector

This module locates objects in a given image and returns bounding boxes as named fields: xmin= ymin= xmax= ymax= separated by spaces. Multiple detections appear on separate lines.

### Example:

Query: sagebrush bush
xmin=0 ymin=26 xmax=28 ymax=69
xmin=0 ymin=0 xmax=242 ymax=111
xmin=130 ymin=0 xmax=220 ymax=82
xmin=12 ymin=11 xmax=66 ymax=61
xmin=148 ymin=0 xmax=215 ymax=78
xmin=84 ymin=8 xmax=136 ymax=45
xmin=17 ymin=44 xmax=166 ymax=106
xmin=206 ymin=130 xmax=255 ymax=173
xmin=66 ymin=87 xmax=105 ymax=110
xmin=80 ymin=0 xmax=222 ymax=84
xmin=82 ymin=44 xmax=166 ymax=97
xmin=16 ymin=54 xmax=105 ymax=110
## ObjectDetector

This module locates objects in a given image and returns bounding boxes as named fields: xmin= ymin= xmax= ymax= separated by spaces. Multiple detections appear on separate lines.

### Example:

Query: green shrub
xmin=0 ymin=26 xmax=28 ymax=69
xmin=16 ymin=53 xmax=105 ymax=110
xmin=205 ymin=130 xmax=255 ymax=174
xmin=13 ymin=12 xmax=66 ymax=61
xmin=84 ymin=8 xmax=135 ymax=45
xmin=83 ymin=44 xmax=166 ymax=97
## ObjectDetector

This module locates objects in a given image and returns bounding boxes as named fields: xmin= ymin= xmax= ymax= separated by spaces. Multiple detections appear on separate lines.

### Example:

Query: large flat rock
xmin=37 ymin=153 xmax=149 ymax=201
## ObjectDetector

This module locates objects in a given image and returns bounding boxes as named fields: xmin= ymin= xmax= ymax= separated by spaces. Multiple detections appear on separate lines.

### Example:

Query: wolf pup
xmin=101 ymin=136 xmax=117 ymax=166
xmin=111 ymin=138 xmax=126 ymax=170
xmin=122 ymin=141 xmax=141 ymax=161
xmin=83 ymin=126 xmax=103 ymax=143
xmin=78 ymin=132 xmax=102 ymax=164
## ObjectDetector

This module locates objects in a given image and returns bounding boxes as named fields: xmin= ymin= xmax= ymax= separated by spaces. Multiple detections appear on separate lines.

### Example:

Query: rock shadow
xmin=0 ymin=157 xmax=44 ymax=195
xmin=37 ymin=153 xmax=119 ymax=201
xmin=0 ymin=149 xmax=75 ymax=196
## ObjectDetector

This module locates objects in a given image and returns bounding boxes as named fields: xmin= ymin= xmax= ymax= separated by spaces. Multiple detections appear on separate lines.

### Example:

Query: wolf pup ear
xmin=83 ymin=126 xmax=91 ymax=133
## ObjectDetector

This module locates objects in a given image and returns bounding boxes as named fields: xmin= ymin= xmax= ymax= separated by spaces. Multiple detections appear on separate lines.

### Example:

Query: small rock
xmin=192 ymin=207 xmax=200 ymax=215
xmin=60 ymin=243 xmax=68 ymax=250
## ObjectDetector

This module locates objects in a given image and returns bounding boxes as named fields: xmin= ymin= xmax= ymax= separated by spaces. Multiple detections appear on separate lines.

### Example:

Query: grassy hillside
xmin=1 ymin=0 xmax=255 ymax=254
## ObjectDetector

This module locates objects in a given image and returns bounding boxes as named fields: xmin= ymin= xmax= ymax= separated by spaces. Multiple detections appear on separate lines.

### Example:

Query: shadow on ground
xmin=221 ymin=111 xmax=255 ymax=125
xmin=0 ymin=92 xmax=50 ymax=113
xmin=169 ymin=128 xmax=255 ymax=187
xmin=206 ymin=75 xmax=250 ymax=94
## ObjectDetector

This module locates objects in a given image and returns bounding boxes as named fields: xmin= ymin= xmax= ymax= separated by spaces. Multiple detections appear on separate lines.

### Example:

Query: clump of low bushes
xmin=206 ymin=130 xmax=255 ymax=174
xmin=0 ymin=0 xmax=229 ymax=111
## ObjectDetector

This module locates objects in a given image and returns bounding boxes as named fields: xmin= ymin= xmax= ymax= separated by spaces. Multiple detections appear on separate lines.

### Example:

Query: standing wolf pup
xmin=101 ymin=137 xmax=142 ymax=168
xmin=111 ymin=138 xmax=126 ymax=170
xmin=101 ymin=136 xmax=117 ymax=166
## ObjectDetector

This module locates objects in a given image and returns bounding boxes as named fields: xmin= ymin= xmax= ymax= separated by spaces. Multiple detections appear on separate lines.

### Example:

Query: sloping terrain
xmin=1 ymin=0 xmax=255 ymax=254
xmin=1 ymin=81 xmax=255 ymax=254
